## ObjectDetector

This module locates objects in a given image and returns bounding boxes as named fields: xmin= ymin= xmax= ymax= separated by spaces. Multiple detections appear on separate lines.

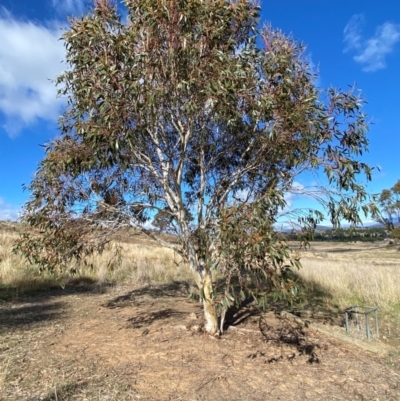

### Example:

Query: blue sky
xmin=0 ymin=0 xmax=399 ymax=221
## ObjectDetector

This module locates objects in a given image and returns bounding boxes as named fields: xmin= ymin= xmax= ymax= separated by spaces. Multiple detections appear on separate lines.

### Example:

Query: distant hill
xmin=315 ymin=225 xmax=332 ymax=231
xmin=0 ymin=220 xmax=179 ymax=247
xmin=315 ymin=222 xmax=390 ymax=231
xmin=361 ymin=222 xmax=386 ymax=229
xmin=281 ymin=223 xmax=388 ymax=233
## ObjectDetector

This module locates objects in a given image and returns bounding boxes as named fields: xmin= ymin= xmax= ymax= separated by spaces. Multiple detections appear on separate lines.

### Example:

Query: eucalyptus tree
xmin=16 ymin=0 xmax=374 ymax=334
xmin=377 ymin=180 xmax=400 ymax=228
xmin=375 ymin=180 xmax=400 ymax=243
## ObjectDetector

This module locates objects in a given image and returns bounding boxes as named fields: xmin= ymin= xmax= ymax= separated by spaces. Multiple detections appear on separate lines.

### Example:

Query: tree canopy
xmin=375 ymin=180 xmax=400 ymax=242
xmin=377 ymin=179 xmax=400 ymax=228
xmin=16 ymin=0 xmax=375 ymax=334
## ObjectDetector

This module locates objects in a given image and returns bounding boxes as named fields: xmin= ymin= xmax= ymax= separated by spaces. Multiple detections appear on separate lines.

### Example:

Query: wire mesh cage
xmin=344 ymin=305 xmax=379 ymax=341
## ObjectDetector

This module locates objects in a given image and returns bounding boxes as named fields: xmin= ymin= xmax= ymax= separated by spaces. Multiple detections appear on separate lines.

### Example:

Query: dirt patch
xmin=1 ymin=284 xmax=399 ymax=401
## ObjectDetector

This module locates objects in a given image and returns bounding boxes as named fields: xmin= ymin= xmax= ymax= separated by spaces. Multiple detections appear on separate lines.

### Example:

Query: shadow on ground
xmin=259 ymin=315 xmax=321 ymax=363
xmin=0 ymin=300 xmax=65 ymax=331
xmin=38 ymin=381 xmax=89 ymax=401
xmin=0 ymin=276 xmax=113 ymax=304
xmin=104 ymin=275 xmax=344 ymax=330
xmin=127 ymin=308 xmax=187 ymax=329
xmin=104 ymin=280 xmax=192 ymax=309
xmin=0 ymin=277 xmax=115 ymax=331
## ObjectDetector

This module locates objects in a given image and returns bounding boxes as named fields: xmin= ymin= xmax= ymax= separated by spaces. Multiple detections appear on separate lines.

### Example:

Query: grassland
xmin=2 ymin=221 xmax=400 ymax=349
xmin=1 ymin=222 xmax=400 ymax=400
xmin=298 ymin=241 xmax=400 ymax=312
xmin=1 ymin=222 xmax=400 ymax=313
xmin=0 ymin=223 xmax=194 ymax=300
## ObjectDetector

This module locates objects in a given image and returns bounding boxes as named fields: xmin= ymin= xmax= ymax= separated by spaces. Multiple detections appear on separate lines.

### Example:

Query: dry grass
xmin=0 ymin=227 xmax=194 ymax=300
xmin=298 ymin=242 xmax=400 ymax=312
xmin=86 ymin=242 xmax=192 ymax=286
xmin=1 ymin=225 xmax=400 ymax=313
xmin=0 ymin=231 xmax=58 ymax=296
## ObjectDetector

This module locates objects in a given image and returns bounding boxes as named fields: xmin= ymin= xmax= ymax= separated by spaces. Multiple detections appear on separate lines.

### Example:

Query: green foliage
xmin=376 ymin=179 xmax=400 ymax=231
xmin=152 ymin=208 xmax=174 ymax=232
xmin=152 ymin=206 xmax=193 ymax=233
xmin=193 ymin=192 xmax=318 ymax=310
xmin=15 ymin=0 xmax=375 ymax=322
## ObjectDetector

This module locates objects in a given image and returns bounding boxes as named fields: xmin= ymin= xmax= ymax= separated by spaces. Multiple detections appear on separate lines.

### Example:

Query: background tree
xmin=152 ymin=208 xmax=174 ymax=233
xmin=152 ymin=206 xmax=193 ymax=233
xmin=376 ymin=179 xmax=400 ymax=242
xmin=16 ymin=0 xmax=375 ymax=335
xmin=377 ymin=180 xmax=400 ymax=227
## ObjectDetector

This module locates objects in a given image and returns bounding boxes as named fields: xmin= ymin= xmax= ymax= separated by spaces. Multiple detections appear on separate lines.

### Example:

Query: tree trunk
xmin=202 ymin=267 xmax=219 ymax=335
xmin=186 ymin=241 xmax=219 ymax=335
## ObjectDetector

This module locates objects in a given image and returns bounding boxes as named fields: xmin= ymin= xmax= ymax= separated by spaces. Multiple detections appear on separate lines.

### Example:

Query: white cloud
xmin=355 ymin=23 xmax=400 ymax=72
xmin=235 ymin=189 xmax=251 ymax=202
xmin=343 ymin=14 xmax=365 ymax=52
xmin=142 ymin=220 xmax=157 ymax=230
xmin=0 ymin=197 xmax=21 ymax=221
xmin=52 ymin=0 xmax=87 ymax=16
xmin=284 ymin=181 xmax=305 ymax=205
xmin=306 ymin=53 xmax=322 ymax=88
xmin=344 ymin=15 xmax=400 ymax=72
xmin=0 ymin=12 xmax=66 ymax=136
xmin=276 ymin=181 xmax=306 ymax=220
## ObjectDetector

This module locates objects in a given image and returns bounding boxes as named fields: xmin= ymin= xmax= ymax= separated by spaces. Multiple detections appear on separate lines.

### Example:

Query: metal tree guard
xmin=344 ymin=305 xmax=379 ymax=341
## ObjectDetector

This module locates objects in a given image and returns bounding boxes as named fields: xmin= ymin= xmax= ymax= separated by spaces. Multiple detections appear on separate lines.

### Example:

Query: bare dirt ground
xmin=1 ymin=283 xmax=399 ymax=401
